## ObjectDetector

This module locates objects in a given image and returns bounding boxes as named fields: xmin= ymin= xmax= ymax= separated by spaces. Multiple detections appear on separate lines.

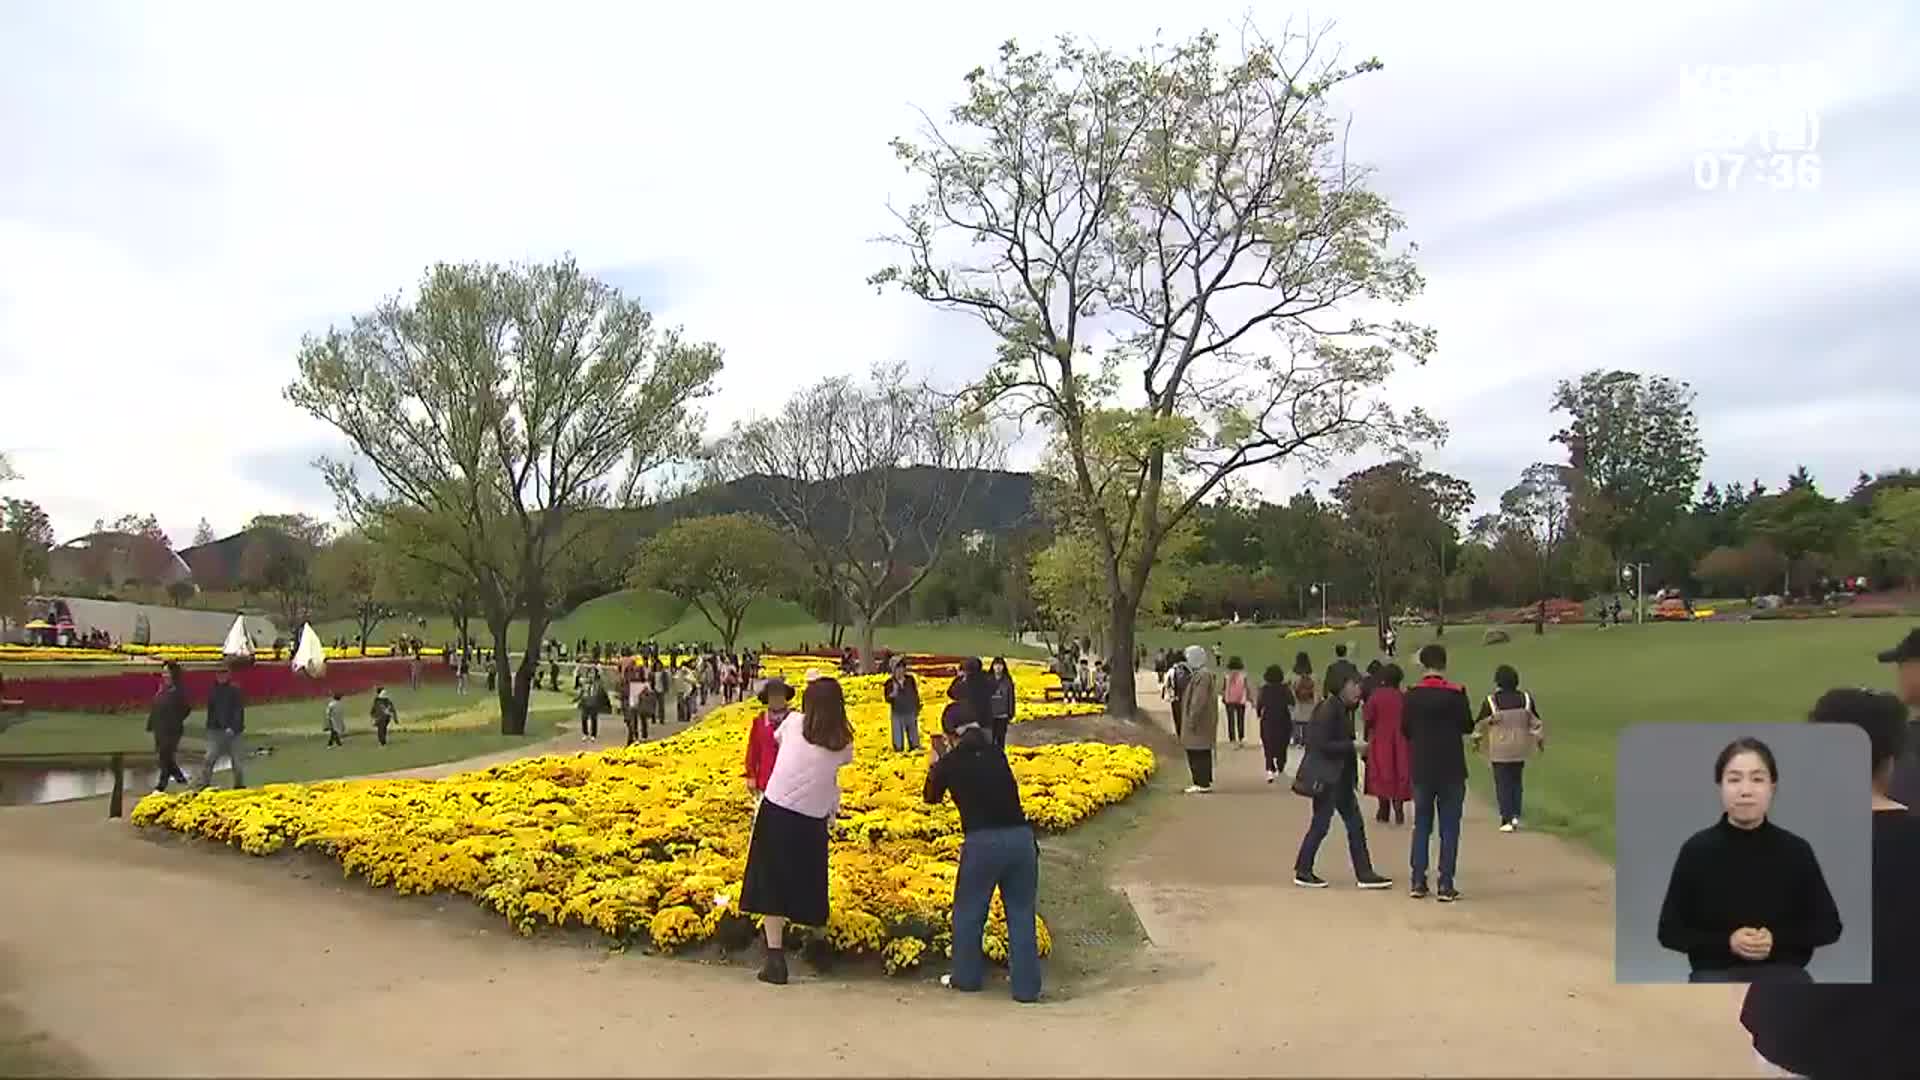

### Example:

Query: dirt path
xmin=0 ymin=673 xmax=1759 ymax=1077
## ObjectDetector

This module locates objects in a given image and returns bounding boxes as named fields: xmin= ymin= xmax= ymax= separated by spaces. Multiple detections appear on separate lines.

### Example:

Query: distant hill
xmin=179 ymin=528 xmax=304 ymax=590
xmin=626 ymin=467 xmax=1038 ymax=553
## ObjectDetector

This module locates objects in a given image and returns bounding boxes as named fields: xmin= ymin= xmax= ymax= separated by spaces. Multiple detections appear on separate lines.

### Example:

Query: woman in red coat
xmin=1363 ymin=663 xmax=1412 ymax=825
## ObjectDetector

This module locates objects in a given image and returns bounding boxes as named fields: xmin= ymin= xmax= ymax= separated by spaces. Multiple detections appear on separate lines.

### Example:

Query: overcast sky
xmin=2 ymin=0 xmax=1914 ymax=545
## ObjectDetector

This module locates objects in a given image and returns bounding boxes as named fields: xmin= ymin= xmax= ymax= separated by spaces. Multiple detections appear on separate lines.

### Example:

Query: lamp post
xmin=1309 ymin=582 xmax=1330 ymax=628
xmin=1621 ymin=563 xmax=1650 ymax=625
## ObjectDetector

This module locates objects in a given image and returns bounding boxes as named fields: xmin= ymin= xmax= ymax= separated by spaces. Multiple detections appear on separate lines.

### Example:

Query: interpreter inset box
xmin=1614 ymin=723 xmax=1870 ymax=985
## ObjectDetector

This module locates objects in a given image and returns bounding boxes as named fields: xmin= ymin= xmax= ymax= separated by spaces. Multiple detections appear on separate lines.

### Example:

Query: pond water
xmin=0 ymin=759 xmax=230 ymax=806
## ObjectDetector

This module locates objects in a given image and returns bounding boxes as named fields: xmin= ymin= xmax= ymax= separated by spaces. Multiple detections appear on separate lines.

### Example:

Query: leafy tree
xmin=191 ymin=518 xmax=217 ymax=547
xmin=1847 ymin=468 xmax=1920 ymax=512
xmin=93 ymin=512 xmax=171 ymax=548
xmin=288 ymin=257 xmax=722 ymax=733
xmin=1860 ymin=488 xmax=1920 ymax=588
xmin=3 ymin=498 xmax=54 ymax=561
xmin=872 ymin=27 xmax=1437 ymax=716
xmin=0 ymin=476 xmax=52 ymax=623
xmin=247 ymin=513 xmax=332 ymax=548
xmin=1498 ymin=463 xmax=1574 ymax=634
xmin=1695 ymin=541 xmax=1788 ymax=596
xmin=260 ymin=548 xmax=316 ymax=633
xmin=1257 ymin=493 xmax=1341 ymax=617
xmin=1333 ymin=462 xmax=1429 ymax=637
xmin=1550 ymin=370 xmax=1704 ymax=563
xmin=721 ymin=364 xmax=999 ymax=670
xmin=1744 ymin=485 xmax=1852 ymax=594
xmin=631 ymin=514 xmax=793 ymax=652
xmin=313 ymin=533 xmax=392 ymax=653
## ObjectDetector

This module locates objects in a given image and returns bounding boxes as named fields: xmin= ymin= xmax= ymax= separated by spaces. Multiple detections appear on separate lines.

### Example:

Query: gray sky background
xmin=2 ymin=0 xmax=1914 ymax=544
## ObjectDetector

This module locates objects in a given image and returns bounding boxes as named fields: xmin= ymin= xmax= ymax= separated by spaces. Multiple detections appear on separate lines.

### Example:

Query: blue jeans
xmin=1410 ymin=780 xmax=1465 ymax=888
xmin=950 ymin=825 xmax=1041 ymax=1002
xmin=1294 ymin=782 xmax=1375 ymax=877
xmin=1491 ymin=761 xmax=1525 ymax=823
xmin=890 ymin=709 xmax=921 ymax=751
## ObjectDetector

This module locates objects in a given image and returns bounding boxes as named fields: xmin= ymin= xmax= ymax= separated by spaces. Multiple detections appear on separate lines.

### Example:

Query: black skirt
xmin=739 ymin=798 xmax=831 ymax=926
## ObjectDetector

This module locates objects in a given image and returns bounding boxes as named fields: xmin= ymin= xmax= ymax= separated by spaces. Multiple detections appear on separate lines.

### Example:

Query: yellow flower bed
xmin=1283 ymin=626 xmax=1337 ymax=639
xmin=134 ymin=661 xmax=1152 ymax=973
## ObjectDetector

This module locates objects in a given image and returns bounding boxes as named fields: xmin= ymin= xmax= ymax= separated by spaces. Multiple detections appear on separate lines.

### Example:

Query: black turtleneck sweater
xmin=1657 ymin=815 xmax=1842 ymax=974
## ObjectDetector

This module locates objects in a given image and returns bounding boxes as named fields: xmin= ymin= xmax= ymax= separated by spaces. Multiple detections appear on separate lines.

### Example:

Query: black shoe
xmin=1409 ymin=881 xmax=1429 ymax=900
xmin=1437 ymin=885 xmax=1460 ymax=903
xmin=1356 ymin=872 xmax=1393 ymax=890
xmin=1293 ymin=871 xmax=1328 ymax=889
xmin=757 ymin=948 xmax=788 ymax=985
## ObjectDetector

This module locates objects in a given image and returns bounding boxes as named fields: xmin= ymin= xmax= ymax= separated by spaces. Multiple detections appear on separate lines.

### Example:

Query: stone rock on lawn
xmin=1483 ymin=628 xmax=1512 ymax=645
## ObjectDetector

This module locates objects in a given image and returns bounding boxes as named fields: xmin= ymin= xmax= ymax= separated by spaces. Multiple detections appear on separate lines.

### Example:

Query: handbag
xmin=1290 ymin=750 xmax=1340 ymax=798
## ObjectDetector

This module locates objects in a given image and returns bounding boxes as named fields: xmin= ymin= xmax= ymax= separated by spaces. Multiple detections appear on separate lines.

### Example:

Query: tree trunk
xmin=504 ymin=612 xmax=547 ymax=736
xmin=1105 ymin=602 xmax=1141 ymax=719
xmin=490 ymin=618 xmax=520 ymax=734
xmin=1435 ymin=554 xmax=1449 ymax=638
xmin=855 ymin=609 xmax=877 ymax=674
xmin=1534 ymin=596 xmax=1546 ymax=636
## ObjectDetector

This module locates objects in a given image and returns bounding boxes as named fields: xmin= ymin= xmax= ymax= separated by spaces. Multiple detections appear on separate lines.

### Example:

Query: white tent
xmin=221 ymin=614 xmax=254 ymax=660
xmin=291 ymin=623 xmax=327 ymax=678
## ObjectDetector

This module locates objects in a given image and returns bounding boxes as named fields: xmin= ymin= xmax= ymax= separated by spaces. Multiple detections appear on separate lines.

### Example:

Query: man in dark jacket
xmin=1324 ymin=644 xmax=1358 ymax=701
xmin=197 ymin=663 xmax=247 ymax=789
xmin=1882 ymin=628 xmax=1920 ymax=806
xmin=1400 ymin=643 xmax=1473 ymax=902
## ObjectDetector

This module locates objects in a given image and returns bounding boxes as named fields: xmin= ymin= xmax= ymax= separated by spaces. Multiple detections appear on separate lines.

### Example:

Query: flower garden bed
xmin=3 ymin=656 xmax=452 ymax=712
xmin=133 ymin=659 xmax=1153 ymax=974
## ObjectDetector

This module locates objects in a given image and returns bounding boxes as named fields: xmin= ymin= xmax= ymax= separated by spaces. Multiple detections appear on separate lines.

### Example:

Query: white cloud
xmin=2 ymin=0 xmax=1913 ymax=542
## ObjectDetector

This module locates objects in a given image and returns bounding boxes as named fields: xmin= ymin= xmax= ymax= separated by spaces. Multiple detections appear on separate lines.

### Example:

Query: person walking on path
xmin=987 ymin=656 xmax=1016 ymax=748
xmin=1474 ymin=664 xmax=1545 ymax=831
xmin=1363 ymin=663 xmax=1411 ymax=825
xmin=409 ymin=651 xmax=423 ymax=691
xmin=1324 ymin=644 xmax=1357 ymax=701
xmin=1878 ymin=628 xmax=1920 ymax=806
xmin=325 ymin=691 xmax=347 ymax=747
xmin=1289 ymin=652 xmax=1316 ymax=753
xmin=1221 ymin=656 xmax=1250 ymax=747
xmin=1292 ymin=666 xmax=1392 ymax=890
xmin=1256 ymin=663 xmax=1291 ymax=783
xmin=1165 ymin=652 xmax=1193 ymax=737
xmin=1179 ymin=645 xmax=1221 ymax=793
xmin=885 ymin=656 xmax=922 ymax=753
xmin=197 ymin=662 xmax=246 ymax=789
xmin=739 ymin=676 xmax=855 ymax=986
xmin=145 ymin=661 xmax=191 ymax=792
xmin=924 ymin=695 xmax=1041 ymax=1004
xmin=370 ymin=686 xmax=396 ymax=746
xmin=1402 ymin=644 xmax=1474 ymax=902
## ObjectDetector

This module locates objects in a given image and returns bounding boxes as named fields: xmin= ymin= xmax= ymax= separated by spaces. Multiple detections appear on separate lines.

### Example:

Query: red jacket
xmin=744 ymin=711 xmax=781 ymax=790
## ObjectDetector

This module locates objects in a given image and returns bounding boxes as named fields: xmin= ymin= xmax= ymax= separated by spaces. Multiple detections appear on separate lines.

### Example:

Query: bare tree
xmin=872 ymin=25 xmax=1438 ymax=715
xmin=721 ymin=364 xmax=1000 ymax=669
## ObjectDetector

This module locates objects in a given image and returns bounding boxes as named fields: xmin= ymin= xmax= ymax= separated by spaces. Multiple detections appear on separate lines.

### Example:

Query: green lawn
xmin=1139 ymin=617 xmax=1913 ymax=856
xmin=0 ymin=683 xmax=578 ymax=786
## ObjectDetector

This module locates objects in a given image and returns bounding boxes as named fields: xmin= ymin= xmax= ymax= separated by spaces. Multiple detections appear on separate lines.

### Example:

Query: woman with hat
xmin=924 ymin=685 xmax=1041 ymax=1003
xmin=740 ymin=676 xmax=856 ymax=985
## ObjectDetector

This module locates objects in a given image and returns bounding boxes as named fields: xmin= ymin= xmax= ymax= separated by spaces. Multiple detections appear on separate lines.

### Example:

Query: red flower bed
xmin=6 ymin=658 xmax=453 ymax=713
